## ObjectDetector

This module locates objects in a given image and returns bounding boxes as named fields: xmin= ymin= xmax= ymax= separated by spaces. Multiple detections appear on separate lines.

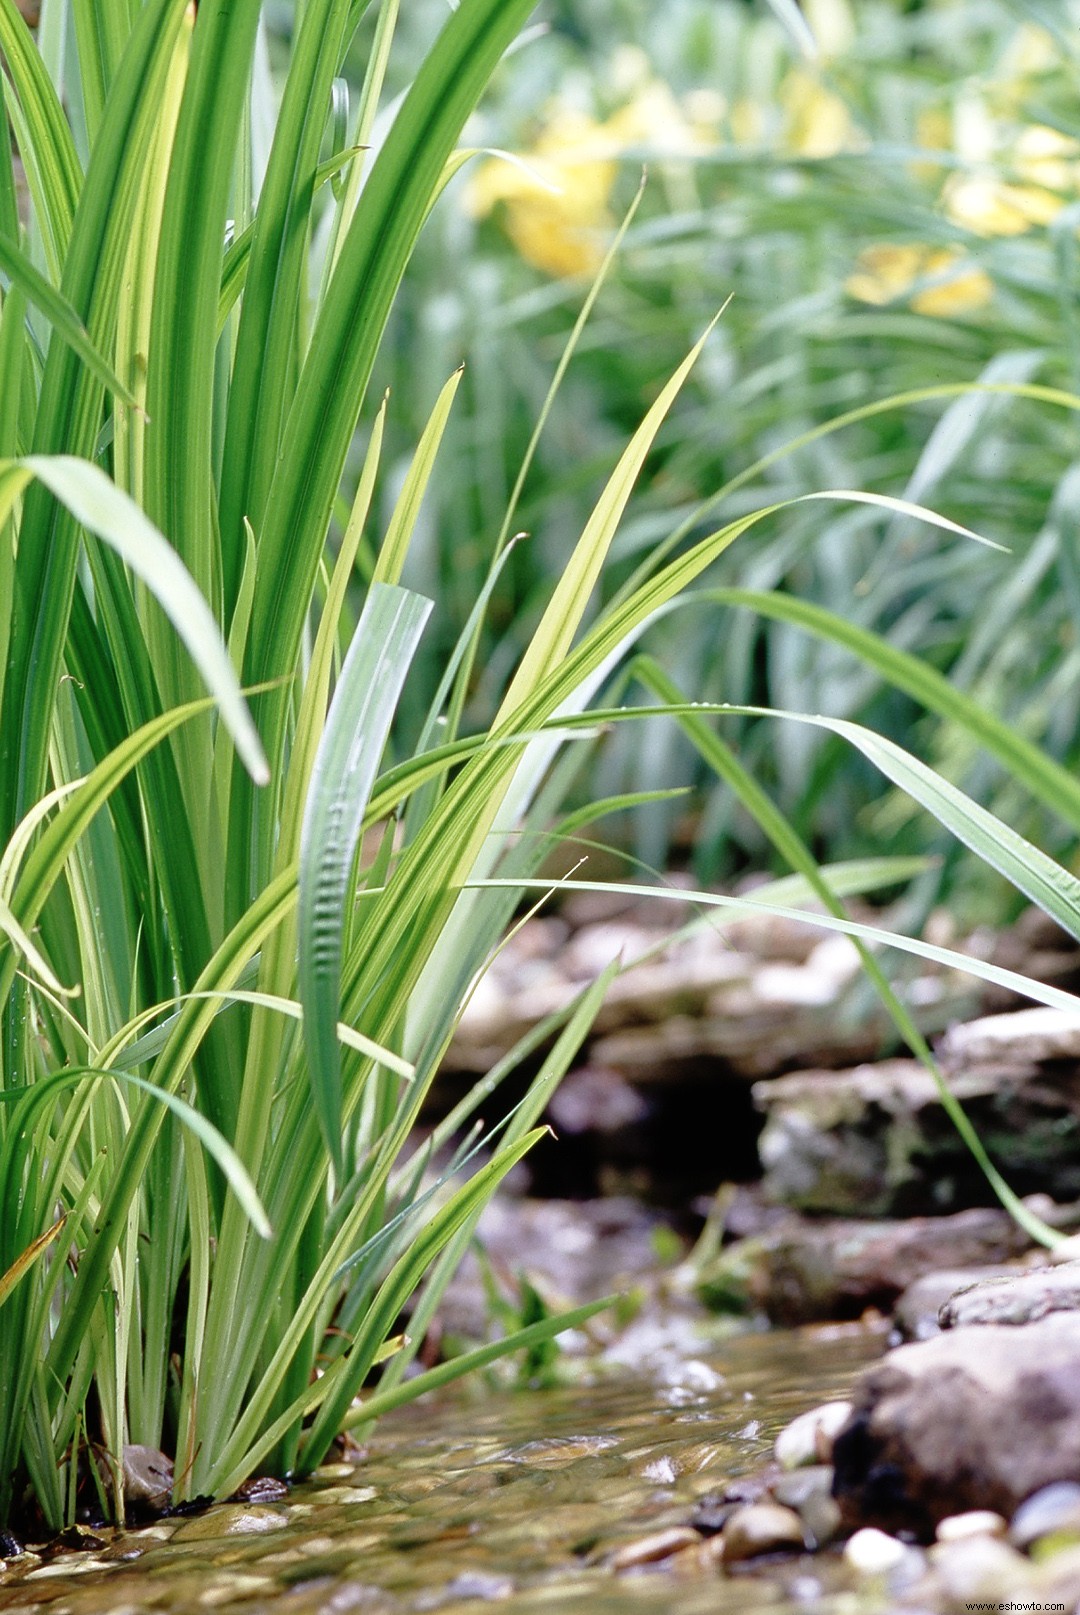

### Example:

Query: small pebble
xmin=25 ymin=1559 xmax=110 ymax=1579
xmin=844 ymin=1526 xmax=908 ymax=1576
xmin=690 ymin=1494 xmax=735 ymax=1536
xmin=1011 ymin=1482 xmax=1080 ymax=1551
xmin=610 ymin=1527 xmax=701 ymax=1570
xmin=774 ymin=1401 xmax=852 ymax=1469
xmin=313 ymin=1485 xmax=377 ymax=1505
xmin=931 ymin=1536 xmax=1033 ymax=1602
xmin=172 ymin=1504 xmax=289 ymax=1540
xmin=722 ymin=1503 xmax=807 ymax=1562
xmin=936 ymin=1510 xmax=1007 ymax=1543
xmin=198 ymin=1574 xmax=272 ymax=1606
xmin=232 ymin=1474 xmax=289 ymax=1503
xmin=771 ymin=1465 xmax=841 ymax=1547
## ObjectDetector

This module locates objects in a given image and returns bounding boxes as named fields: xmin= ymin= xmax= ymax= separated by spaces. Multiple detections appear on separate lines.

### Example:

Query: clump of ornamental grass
xmin=2 ymin=0 xmax=1080 ymax=1537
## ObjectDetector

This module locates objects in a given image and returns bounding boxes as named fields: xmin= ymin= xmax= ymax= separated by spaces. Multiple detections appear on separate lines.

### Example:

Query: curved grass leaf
xmin=476 ymin=875 xmax=1080 ymax=1021
xmin=299 ymin=583 xmax=431 ymax=1172
xmin=707 ymin=589 xmax=1080 ymax=836
xmin=627 ymin=664 xmax=1057 ymax=1246
xmin=340 ymin=1296 xmax=610 ymax=1431
xmin=23 ymin=455 xmax=268 ymax=785
xmin=0 ymin=233 xmax=137 ymax=406
xmin=102 ymin=987 xmax=414 ymax=1082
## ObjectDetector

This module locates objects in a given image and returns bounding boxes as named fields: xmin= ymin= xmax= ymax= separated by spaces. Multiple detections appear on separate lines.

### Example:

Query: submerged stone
xmin=172 ymin=1504 xmax=290 ymax=1541
xmin=721 ymin=1503 xmax=806 ymax=1561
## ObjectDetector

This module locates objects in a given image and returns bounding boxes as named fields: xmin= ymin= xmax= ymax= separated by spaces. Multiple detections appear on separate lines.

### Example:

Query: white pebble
xmin=774 ymin=1400 xmax=852 ymax=1468
xmin=936 ymin=1510 xmax=1007 ymax=1543
xmin=844 ymin=1527 xmax=908 ymax=1576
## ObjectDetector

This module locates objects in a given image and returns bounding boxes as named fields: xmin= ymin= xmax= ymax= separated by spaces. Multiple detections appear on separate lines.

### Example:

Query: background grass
xmin=313 ymin=0 xmax=1080 ymax=921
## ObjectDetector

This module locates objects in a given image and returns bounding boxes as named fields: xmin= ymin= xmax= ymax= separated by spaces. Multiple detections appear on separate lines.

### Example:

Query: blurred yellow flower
xmin=945 ymin=174 xmax=1058 ymax=236
xmin=910 ymin=251 xmax=994 ymax=316
xmin=1014 ymin=123 xmax=1080 ymax=192
xmin=465 ymin=108 xmax=617 ymax=277
xmin=780 ymin=69 xmax=863 ymax=158
xmin=606 ymin=79 xmax=709 ymax=154
xmin=846 ymin=243 xmax=993 ymax=317
xmin=465 ymin=79 xmax=716 ymax=279
xmin=943 ymin=127 xmax=1080 ymax=237
xmin=995 ymin=22 xmax=1059 ymax=108
xmin=846 ymin=243 xmax=925 ymax=304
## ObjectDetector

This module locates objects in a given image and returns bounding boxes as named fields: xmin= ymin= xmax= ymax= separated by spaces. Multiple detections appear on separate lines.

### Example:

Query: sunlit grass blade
xmin=371 ymin=368 xmax=463 ymax=586
xmin=23 ymin=455 xmax=268 ymax=784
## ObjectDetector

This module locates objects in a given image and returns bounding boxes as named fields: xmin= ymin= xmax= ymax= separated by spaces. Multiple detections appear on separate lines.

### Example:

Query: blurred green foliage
xmin=291 ymin=0 xmax=1080 ymax=921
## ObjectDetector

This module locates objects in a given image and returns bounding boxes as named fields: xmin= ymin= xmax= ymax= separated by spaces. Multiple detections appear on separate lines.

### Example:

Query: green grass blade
xmin=23 ymin=455 xmax=267 ymax=784
xmin=0 ymin=0 xmax=82 ymax=277
xmin=371 ymin=368 xmax=462 ymax=586
xmin=341 ymin=1296 xmax=610 ymax=1429
xmin=709 ymin=588 xmax=1080 ymax=837
xmin=216 ymin=0 xmax=351 ymax=611
xmin=0 ymin=231 xmax=137 ymax=406
xmin=234 ymin=0 xmax=538 ymax=909
xmin=299 ymin=583 xmax=431 ymax=1173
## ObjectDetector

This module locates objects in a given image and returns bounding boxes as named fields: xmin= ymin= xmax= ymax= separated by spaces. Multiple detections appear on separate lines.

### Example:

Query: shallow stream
xmin=0 ymin=1327 xmax=885 ymax=1615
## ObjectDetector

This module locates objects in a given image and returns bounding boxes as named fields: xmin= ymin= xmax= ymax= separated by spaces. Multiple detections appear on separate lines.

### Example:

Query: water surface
xmin=0 ymin=1325 xmax=884 ymax=1615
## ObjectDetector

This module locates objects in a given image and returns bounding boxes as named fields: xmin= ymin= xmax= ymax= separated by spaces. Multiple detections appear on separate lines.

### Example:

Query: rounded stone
xmin=1010 ymin=1481 xmax=1080 ymax=1550
xmin=771 ymin=1466 xmax=841 ymax=1547
xmin=936 ymin=1510 xmax=1007 ymax=1543
xmin=774 ymin=1401 xmax=852 ymax=1469
xmin=172 ymin=1504 xmax=289 ymax=1541
xmin=721 ymin=1503 xmax=807 ymax=1562
xmin=844 ymin=1527 xmax=908 ymax=1576
xmin=930 ymin=1536 xmax=1033 ymax=1603
xmin=609 ymin=1527 xmax=701 ymax=1570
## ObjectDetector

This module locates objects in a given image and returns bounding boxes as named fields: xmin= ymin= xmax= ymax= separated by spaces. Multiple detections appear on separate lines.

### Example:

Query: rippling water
xmin=0 ymin=1326 xmax=885 ymax=1615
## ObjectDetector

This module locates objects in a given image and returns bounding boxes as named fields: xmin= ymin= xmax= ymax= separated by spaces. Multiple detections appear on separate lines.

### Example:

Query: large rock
xmin=699 ymin=1206 xmax=1036 ymax=1324
xmin=754 ymin=1055 xmax=1080 ymax=1216
xmin=832 ymin=1313 xmax=1080 ymax=1536
xmin=938 ymin=1006 xmax=1080 ymax=1070
xmin=939 ymin=1260 xmax=1080 ymax=1329
xmin=892 ymin=1264 xmax=1028 ymax=1341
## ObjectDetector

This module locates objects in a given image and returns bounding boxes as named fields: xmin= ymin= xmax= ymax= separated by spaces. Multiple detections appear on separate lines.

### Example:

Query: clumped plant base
xmin=2 ymin=0 xmax=1079 ymax=1536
